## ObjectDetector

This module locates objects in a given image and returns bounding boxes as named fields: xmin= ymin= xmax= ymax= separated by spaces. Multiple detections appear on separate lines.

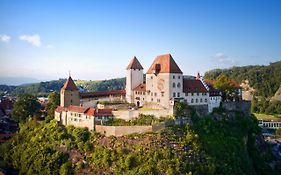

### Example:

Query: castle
xmin=55 ymin=53 xmax=222 ymax=130
xmin=126 ymin=54 xmax=221 ymax=112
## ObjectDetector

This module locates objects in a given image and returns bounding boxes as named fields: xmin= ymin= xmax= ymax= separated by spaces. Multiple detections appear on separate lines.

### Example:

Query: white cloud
xmin=46 ymin=44 xmax=54 ymax=49
xmin=19 ymin=34 xmax=41 ymax=47
xmin=0 ymin=34 xmax=11 ymax=43
xmin=213 ymin=52 xmax=237 ymax=68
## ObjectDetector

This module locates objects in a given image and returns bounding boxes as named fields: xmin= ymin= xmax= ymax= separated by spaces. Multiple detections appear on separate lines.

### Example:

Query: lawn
xmin=253 ymin=113 xmax=281 ymax=120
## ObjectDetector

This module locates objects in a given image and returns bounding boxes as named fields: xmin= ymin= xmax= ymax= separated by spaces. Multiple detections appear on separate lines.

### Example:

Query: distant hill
xmin=0 ymin=78 xmax=125 ymax=96
xmin=204 ymin=61 xmax=281 ymax=97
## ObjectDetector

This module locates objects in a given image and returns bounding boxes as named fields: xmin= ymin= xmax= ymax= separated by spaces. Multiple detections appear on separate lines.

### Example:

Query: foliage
xmin=213 ymin=74 xmax=240 ymax=101
xmin=105 ymin=114 xmax=172 ymax=126
xmin=11 ymin=94 xmax=41 ymax=122
xmin=45 ymin=92 xmax=60 ymax=119
xmin=251 ymin=96 xmax=281 ymax=114
xmin=204 ymin=61 xmax=281 ymax=97
xmin=174 ymin=101 xmax=194 ymax=118
xmin=0 ymin=77 xmax=125 ymax=96
xmin=0 ymin=112 xmax=277 ymax=174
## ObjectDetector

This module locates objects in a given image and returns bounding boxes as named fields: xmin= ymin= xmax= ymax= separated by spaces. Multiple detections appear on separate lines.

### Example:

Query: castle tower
xmin=146 ymin=54 xmax=183 ymax=108
xmin=60 ymin=76 xmax=80 ymax=107
xmin=126 ymin=56 xmax=144 ymax=103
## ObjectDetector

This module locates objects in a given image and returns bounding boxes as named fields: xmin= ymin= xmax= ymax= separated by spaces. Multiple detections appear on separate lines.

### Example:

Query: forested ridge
xmin=0 ymin=112 xmax=278 ymax=175
xmin=0 ymin=78 xmax=125 ymax=96
xmin=204 ymin=61 xmax=281 ymax=97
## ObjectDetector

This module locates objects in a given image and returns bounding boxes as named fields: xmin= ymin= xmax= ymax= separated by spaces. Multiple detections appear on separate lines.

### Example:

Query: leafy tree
xmin=12 ymin=94 xmax=41 ymax=122
xmin=45 ymin=92 xmax=60 ymax=118
xmin=214 ymin=74 xmax=236 ymax=101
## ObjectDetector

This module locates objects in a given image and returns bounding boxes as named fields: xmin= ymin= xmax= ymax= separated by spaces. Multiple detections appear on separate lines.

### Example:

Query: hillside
xmin=0 ymin=78 xmax=125 ymax=96
xmin=0 ymin=112 xmax=278 ymax=174
xmin=204 ymin=61 xmax=281 ymax=97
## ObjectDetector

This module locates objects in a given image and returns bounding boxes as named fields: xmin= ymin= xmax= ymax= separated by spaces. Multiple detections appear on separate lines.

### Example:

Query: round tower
xmin=126 ymin=56 xmax=144 ymax=103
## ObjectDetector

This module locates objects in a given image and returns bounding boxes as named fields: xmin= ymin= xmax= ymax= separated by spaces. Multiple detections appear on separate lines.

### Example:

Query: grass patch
xmin=253 ymin=113 xmax=281 ymax=120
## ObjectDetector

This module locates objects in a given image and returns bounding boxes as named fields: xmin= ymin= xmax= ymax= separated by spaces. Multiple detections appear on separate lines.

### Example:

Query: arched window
xmin=205 ymin=98 xmax=207 ymax=103
xmin=173 ymin=83 xmax=176 ymax=88
xmin=191 ymin=99 xmax=194 ymax=103
xmin=200 ymin=98 xmax=202 ymax=103
xmin=177 ymin=83 xmax=181 ymax=88
xmin=195 ymin=99 xmax=198 ymax=103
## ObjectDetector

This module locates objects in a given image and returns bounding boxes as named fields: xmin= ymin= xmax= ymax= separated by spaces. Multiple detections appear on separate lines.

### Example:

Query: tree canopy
xmin=11 ymin=94 xmax=41 ymax=122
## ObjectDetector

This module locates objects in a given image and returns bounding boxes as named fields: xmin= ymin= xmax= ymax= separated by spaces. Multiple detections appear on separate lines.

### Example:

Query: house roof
xmin=80 ymin=90 xmax=126 ymax=98
xmin=183 ymin=79 xmax=208 ymax=93
xmin=95 ymin=109 xmax=113 ymax=117
xmin=133 ymin=83 xmax=146 ymax=92
xmin=126 ymin=56 xmax=143 ymax=70
xmin=67 ymin=105 xmax=89 ymax=113
xmin=55 ymin=105 xmax=113 ymax=117
xmin=147 ymin=54 xmax=182 ymax=74
xmin=61 ymin=76 xmax=78 ymax=91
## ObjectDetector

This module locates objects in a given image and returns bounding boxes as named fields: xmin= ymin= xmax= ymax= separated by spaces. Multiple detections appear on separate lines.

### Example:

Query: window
xmin=151 ymin=76 xmax=153 ymax=79
xmin=135 ymin=91 xmax=137 ymax=94
xmin=151 ymin=98 xmax=153 ymax=101
xmin=200 ymin=98 xmax=202 ymax=103
xmin=173 ymin=75 xmax=175 ymax=79
xmin=70 ymin=99 xmax=73 ymax=104
xmin=154 ymin=92 xmax=157 ymax=97
xmin=196 ymin=99 xmax=198 ymax=103
xmin=191 ymin=99 xmax=194 ymax=103
xmin=71 ymin=93 xmax=72 ymax=96
xmin=178 ymin=76 xmax=180 ymax=79
xmin=185 ymin=93 xmax=188 ymax=96
xmin=197 ymin=93 xmax=199 ymax=96
xmin=173 ymin=92 xmax=176 ymax=97
xmin=191 ymin=93 xmax=194 ymax=96
xmin=173 ymin=83 xmax=176 ymax=88
xmin=161 ymin=92 xmax=164 ymax=97
xmin=177 ymin=83 xmax=181 ymax=88
xmin=205 ymin=99 xmax=207 ymax=102
xmin=157 ymin=99 xmax=160 ymax=103
xmin=177 ymin=92 xmax=180 ymax=97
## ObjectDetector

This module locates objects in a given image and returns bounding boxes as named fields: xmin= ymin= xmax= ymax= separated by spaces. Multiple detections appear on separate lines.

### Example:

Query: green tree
xmin=214 ymin=74 xmax=235 ymax=101
xmin=45 ymin=92 xmax=60 ymax=119
xmin=276 ymin=128 xmax=281 ymax=137
xmin=251 ymin=96 xmax=258 ymax=113
xmin=12 ymin=94 xmax=41 ymax=122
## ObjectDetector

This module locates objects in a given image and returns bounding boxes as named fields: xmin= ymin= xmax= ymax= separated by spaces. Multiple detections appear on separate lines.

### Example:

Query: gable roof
xmin=147 ymin=54 xmax=182 ymax=74
xmin=126 ymin=56 xmax=143 ymax=70
xmin=61 ymin=76 xmax=78 ymax=91
xmin=55 ymin=105 xmax=113 ymax=117
xmin=183 ymin=79 xmax=208 ymax=93
xmin=133 ymin=83 xmax=146 ymax=92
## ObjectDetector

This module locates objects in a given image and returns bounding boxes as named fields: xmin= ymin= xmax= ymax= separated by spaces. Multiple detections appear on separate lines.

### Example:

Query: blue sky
xmin=0 ymin=0 xmax=281 ymax=84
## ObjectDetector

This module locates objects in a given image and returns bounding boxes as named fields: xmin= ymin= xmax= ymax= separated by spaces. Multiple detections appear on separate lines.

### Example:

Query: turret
xmin=60 ymin=76 xmax=80 ymax=107
xmin=126 ymin=56 xmax=144 ymax=103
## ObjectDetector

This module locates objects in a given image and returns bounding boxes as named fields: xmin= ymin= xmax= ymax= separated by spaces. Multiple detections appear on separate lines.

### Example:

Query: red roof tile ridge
xmin=126 ymin=56 xmax=143 ymax=70
xmin=61 ymin=76 xmax=78 ymax=91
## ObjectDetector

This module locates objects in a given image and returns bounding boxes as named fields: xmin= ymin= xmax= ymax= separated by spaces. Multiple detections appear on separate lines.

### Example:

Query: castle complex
xmin=126 ymin=54 xmax=221 ymax=112
xmin=55 ymin=53 xmax=222 ymax=130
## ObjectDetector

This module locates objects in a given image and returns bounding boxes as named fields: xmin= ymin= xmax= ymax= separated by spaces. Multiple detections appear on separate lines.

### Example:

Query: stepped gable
xmin=61 ymin=76 xmax=78 ymax=91
xmin=147 ymin=54 xmax=183 ymax=74
xmin=183 ymin=79 xmax=208 ymax=93
xmin=126 ymin=56 xmax=143 ymax=70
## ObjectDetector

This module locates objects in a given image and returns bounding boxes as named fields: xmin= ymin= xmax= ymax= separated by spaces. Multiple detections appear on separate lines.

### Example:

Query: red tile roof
xmin=67 ymin=105 xmax=89 ymax=113
xmin=147 ymin=54 xmax=182 ymax=74
xmin=61 ymin=76 xmax=78 ymax=91
xmin=126 ymin=56 xmax=143 ymax=70
xmin=55 ymin=106 xmax=66 ymax=113
xmin=95 ymin=109 xmax=113 ymax=117
xmin=85 ymin=108 xmax=96 ymax=116
xmin=80 ymin=90 xmax=126 ymax=98
xmin=55 ymin=105 xmax=113 ymax=117
xmin=133 ymin=83 xmax=146 ymax=92
xmin=183 ymin=79 xmax=208 ymax=93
